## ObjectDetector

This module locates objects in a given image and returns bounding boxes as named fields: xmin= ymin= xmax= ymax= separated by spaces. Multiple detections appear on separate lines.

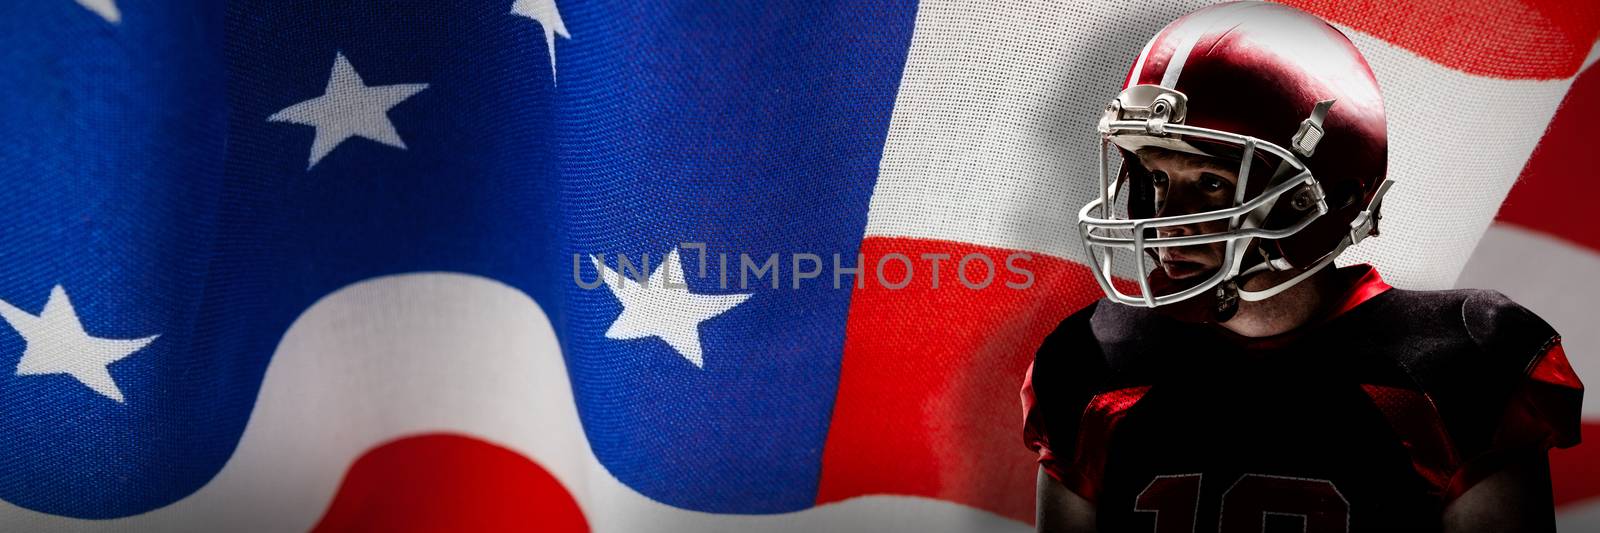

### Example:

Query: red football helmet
xmin=1078 ymin=1 xmax=1392 ymax=315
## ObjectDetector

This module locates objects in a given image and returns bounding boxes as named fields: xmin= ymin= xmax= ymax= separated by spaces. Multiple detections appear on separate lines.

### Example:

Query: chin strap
xmin=1235 ymin=179 xmax=1395 ymax=302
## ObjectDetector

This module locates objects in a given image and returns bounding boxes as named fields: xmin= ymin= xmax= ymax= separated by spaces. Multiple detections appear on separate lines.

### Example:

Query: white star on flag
xmin=592 ymin=248 xmax=752 ymax=368
xmin=0 ymin=286 xmax=158 ymax=403
xmin=75 ymin=0 xmax=119 ymax=23
xmin=269 ymin=52 xmax=429 ymax=169
xmin=511 ymin=0 xmax=571 ymax=83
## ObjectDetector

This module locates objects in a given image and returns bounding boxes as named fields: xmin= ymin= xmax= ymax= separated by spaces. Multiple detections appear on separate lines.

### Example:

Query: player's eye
xmin=1149 ymin=171 xmax=1168 ymax=187
xmin=1198 ymin=173 xmax=1228 ymax=193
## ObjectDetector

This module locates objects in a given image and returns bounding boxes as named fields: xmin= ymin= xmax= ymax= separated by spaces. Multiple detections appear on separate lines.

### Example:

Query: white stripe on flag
xmin=0 ymin=274 xmax=1028 ymax=532
xmin=1559 ymin=498 xmax=1600 ymax=533
xmin=1582 ymin=38 xmax=1600 ymax=74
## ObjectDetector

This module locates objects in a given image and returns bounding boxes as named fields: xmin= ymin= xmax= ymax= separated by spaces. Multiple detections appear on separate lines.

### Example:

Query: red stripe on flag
xmin=1496 ymin=57 xmax=1600 ymax=253
xmin=1554 ymin=422 xmax=1600 ymax=507
xmin=312 ymin=434 xmax=590 ymax=533
xmin=816 ymin=237 xmax=1106 ymax=523
xmin=1280 ymin=0 xmax=1600 ymax=79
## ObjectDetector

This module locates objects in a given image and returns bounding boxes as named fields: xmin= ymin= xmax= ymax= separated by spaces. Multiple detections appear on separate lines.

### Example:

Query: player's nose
xmin=1155 ymin=223 xmax=1197 ymax=239
xmin=1153 ymin=197 xmax=1203 ymax=238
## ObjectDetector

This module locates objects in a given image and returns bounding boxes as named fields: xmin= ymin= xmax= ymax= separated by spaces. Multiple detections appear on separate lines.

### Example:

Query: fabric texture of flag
xmin=0 ymin=0 xmax=1596 ymax=531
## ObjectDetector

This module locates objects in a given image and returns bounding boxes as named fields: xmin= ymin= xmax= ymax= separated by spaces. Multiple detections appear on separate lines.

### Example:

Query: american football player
xmin=1022 ymin=3 xmax=1584 ymax=532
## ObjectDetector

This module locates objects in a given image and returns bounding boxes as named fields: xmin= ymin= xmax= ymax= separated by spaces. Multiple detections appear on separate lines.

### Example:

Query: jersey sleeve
xmin=1021 ymin=302 xmax=1109 ymax=500
xmin=1447 ymin=290 xmax=1584 ymax=499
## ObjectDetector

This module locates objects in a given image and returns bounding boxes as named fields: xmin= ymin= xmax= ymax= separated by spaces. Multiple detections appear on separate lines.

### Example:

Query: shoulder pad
xmin=1462 ymin=290 xmax=1560 ymax=373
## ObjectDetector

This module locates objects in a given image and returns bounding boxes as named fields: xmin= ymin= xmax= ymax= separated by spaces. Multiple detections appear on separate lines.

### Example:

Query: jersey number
xmin=1134 ymin=473 xmax=1349 ymax=533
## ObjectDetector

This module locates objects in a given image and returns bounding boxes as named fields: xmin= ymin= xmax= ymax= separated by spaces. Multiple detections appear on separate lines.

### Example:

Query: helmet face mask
xmin=1075 ymin=2 xmax=1395 ymax=314
xmin=1078 ymin=84 xmax=1329 ymax=309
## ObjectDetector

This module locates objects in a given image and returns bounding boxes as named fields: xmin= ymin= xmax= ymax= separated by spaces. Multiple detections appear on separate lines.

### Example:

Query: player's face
xmin=1134 ymin=148 xmax=1241 ymax=281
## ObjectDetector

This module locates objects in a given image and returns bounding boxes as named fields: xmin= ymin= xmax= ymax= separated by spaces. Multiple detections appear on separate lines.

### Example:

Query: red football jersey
xmin=1023 ymin=265 xmax=1582 ymax=532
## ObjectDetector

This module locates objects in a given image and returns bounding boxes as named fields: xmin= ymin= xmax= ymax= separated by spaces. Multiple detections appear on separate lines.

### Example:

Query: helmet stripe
xmin=1159 ymin=1 xmax=1263 ymax=88
xmin=1128 ymin=31 xmax=1157 ymax=87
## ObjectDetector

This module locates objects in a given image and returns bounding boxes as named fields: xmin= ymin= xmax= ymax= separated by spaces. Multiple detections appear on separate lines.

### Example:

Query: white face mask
xmin=1078 ymin=84 xmax=1391 ymax=308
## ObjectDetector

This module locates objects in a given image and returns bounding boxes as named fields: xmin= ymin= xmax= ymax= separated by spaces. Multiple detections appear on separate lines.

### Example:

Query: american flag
xmin=0 ymin=0 xmax=1595 ymax=531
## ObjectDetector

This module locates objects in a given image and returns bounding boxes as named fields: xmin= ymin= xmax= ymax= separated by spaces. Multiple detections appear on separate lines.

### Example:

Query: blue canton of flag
xmin=0 ymin=0 xmax=917 ymax=520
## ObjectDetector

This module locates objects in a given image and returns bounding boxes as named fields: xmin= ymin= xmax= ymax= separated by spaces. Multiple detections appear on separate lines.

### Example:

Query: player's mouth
xmin=1158 ymin=253 xmax=1213 ymax=280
